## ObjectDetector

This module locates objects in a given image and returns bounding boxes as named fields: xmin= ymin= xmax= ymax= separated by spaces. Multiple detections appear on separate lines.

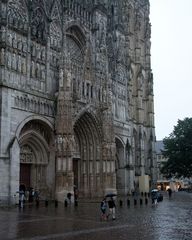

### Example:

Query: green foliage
xmin=161 ymin=118 xmax=192 ymax=178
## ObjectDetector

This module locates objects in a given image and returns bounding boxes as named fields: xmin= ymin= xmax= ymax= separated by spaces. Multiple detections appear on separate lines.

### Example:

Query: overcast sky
xmin=150 ymin=0 xmax=192 ymax=140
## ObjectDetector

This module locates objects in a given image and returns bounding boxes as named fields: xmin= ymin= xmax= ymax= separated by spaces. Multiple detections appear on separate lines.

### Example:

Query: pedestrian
xmin=100 ymin=197 xmax=107 ymax=220
xmin=74 ymin=187 xmax=78 ymax=206
xmin=107 ymin=197 xmax=116 ymax=220
xmin=167 ymin=188 xmax=172 ymax=198
xmin=19 ymin=190 xmax=25 ymax=208
xmin=67 ymin=192 xmax=72 ymax=204
xmin=19 ymin=184 xmax=26 ymax=208
xmin=151 ymin=190 xmax=158 ymax=206
xmin=34 ymin=189 xmax=40 ymax=206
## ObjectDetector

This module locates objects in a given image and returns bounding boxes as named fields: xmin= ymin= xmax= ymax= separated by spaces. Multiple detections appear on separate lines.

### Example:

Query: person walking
xmin=167 ymin=188 xmax=172 ymax=198
xmin=108 ymin=197 xmax=116 ymax=220
xmin=100 ymin=197 xmax=107 ymax=221
xmin=151 ymin=190 xmax=158 ymax=206
xmin=19 ymin=190 xmax=25 ymax=208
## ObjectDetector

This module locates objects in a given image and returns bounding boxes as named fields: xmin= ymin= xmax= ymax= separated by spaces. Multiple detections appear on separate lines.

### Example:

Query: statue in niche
xmin=69 ymin=135 xmax=75 ymax=152
xmin=59 ymin=68 xmax=64 ymax=88
xmin=66 ymin=70 xmax=71 ymax=89
xmin=0 ymin=48 xmax=5 ymax=65
xmin=22 ymin=41 xmax=27 ymax=53
xmin=126 ymin=139 xmax=131 ymax=162
xmin=12 ymin=53 xmax=16 ymax=70
xmin=41 ymin=49 xmax=45 ymax=61
xmin=0 ymin=27 xmax=6 ymax=42
xmin=7 ymin=32 xmax=12 ymax=46
xmin=12 ymin=35 xmax=17 ymax=49
xmin=17 ymin=55 xmax=21 ymax=72
xmin=137 ymin=70 xmax=144 ymax=89
xmin=135 ymin=13 xmax=141 ymax=32
xmin=57 ymin=135 xmax=63 ymax=152
xmin=145 ymin=21 xmax=151 ymax=39
xmin=102 ymin=87 xmax=107 ymax=103
xmin=21 ymin=58 xmax=26 ymax=74
xmin=36 ymin=63 xmax=40 ymax=78
xmin=41 ymin=66 xmax=45 ymax=80
xmin=31 ymin=61 xmax=35 ymax=77
xmin=18 ymin=39 xmax=22 ymax=50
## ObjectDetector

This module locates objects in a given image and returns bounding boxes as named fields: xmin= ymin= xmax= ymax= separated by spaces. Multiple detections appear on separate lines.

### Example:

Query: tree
xmin=161 ymin=118 xmax=192 ymax=178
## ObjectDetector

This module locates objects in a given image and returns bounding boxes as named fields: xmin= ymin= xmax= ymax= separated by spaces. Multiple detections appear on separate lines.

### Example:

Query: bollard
xmin=141 ymin=192 xmax=143 ymax=196
xmin=145 ymin=198 xmax=148 ymax=205
xmin=148 ymin=192 xmax=150 ymax=198
xmin=55 ymin=199 xmax=58 ymax=208
xmin=144 ymin=192 xmax=147 ymax=197
xmin=64 ymin=199 xmax=68 ymax=207
xmin=140 ymin=198 xmax=143 ymax=205
xmin=119 ymin=199 xmax=123 ymax=207
xmin=45 ymin=199 xmax=48 ymax=207
xmin=134 ymin=199 xmax=137 ymax=205
xmin=127 ymin=199 xmax=130 ymax=207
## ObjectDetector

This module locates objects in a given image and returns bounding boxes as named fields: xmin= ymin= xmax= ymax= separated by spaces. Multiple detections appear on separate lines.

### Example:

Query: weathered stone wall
xmin=0 ymin=0 xmax=156 ymax=204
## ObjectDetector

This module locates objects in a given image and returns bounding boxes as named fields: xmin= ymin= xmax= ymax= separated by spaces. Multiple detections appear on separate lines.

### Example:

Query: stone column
xmin=0 ymin=87 xmax=12 ymax=205
xmin=55 ymin=67 xmax=74 ymax=202
xmin=101 ymin=88 xmax=116 ymax=194
xmin=9 ymin=138 xmax=20 ymax=205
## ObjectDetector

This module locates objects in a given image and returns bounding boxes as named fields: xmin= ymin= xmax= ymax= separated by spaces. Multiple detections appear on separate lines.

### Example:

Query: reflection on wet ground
xmin=0 ymin=191 xmax=192 ymax=240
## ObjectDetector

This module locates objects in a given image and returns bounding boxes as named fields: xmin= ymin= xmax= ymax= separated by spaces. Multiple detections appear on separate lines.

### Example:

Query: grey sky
xmin=150 ymin=0 xmax=192 ymax=140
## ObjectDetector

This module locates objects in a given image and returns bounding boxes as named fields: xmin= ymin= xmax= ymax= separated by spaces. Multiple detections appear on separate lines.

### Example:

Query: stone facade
xmin=0 ymin=0 xmax=156 ymax=204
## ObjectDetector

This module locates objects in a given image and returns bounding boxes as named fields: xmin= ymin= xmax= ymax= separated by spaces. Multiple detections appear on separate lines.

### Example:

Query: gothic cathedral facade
xmin=0 ymin=0 xmax=156 ymax=204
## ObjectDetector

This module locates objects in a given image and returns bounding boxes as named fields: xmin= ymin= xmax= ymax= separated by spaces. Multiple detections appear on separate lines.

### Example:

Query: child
xmin=100 ymin=197 xmax=107 ymax=220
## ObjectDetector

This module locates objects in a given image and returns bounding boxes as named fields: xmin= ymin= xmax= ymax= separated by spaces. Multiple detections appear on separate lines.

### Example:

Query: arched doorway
xmin=115 ymin=137 xmax=125 ymax=195
xmin=74 ymin=112 xmax=102 ymax=198
xmin=19 ymin=119 xmax=54 ymax=199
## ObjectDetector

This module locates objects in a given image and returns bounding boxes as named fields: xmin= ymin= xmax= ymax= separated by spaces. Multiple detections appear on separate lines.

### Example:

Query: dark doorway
xmin=73 ymin=159 xmax=79 ymax=188
xmin=20 ymin=164 xmax=31 ymax=189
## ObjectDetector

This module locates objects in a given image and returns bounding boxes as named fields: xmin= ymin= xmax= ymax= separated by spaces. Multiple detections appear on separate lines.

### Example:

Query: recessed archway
xmin=74 ymin=111 xmax=102 ymax=198
xmin=18 ymin=119 xmax=55 ymax=199
xmin=115 ymin=137 xmax=125 ymax=195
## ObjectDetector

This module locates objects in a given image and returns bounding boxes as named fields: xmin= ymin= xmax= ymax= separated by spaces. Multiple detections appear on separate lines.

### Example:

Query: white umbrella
xmin=151 ymin=189 xmax=158 ymax=192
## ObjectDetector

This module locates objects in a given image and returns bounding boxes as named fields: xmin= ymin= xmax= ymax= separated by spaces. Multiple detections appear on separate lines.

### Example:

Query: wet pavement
xmin=0 ymin=191 xmax=192 ymax=240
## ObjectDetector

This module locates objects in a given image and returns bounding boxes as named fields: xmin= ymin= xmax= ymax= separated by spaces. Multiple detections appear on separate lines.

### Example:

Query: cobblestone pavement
xmin=0 ymin=191 xmax=192 ymax=240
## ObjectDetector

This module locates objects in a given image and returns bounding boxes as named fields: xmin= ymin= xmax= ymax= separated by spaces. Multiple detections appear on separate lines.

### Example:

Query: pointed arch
xmin=30 ymin=1 xmax=49 ymax=43
xmin=115 ymin=136 xmax=125 ymax=169
xmin=7 ymin=0 xmax=28 ymax=31
xmin=49 ymin=0 xmax=62 ymax=49
xmin=73 ymin=111 xmax=102 ymax=197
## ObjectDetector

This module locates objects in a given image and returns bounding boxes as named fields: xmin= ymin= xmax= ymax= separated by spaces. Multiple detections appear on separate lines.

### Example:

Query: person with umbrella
xmin=151 ymin=189 xmax=159 ymax=206
xmin=106 ymin=193 xmax=116 ymax=220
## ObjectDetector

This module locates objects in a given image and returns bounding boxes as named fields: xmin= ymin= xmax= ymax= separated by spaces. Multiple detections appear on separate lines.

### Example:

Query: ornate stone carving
xmin=7 ymin=0 xmax=28 ymax=32
xmin=20 ymin=145 xmax=34 ymax=164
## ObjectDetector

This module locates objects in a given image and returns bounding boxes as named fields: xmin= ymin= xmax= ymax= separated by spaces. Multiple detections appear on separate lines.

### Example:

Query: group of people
xmin=18 ymin=184 xmax=40 ymax=208
xmin=100 ymin=197 xmax=116 ymax=221
xmin=151 ymin=188 xmax=172 ymax=206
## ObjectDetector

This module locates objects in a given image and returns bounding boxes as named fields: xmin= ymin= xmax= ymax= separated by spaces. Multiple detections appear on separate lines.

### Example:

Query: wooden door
xmin=20 ymin=164 xmax=31 ymax=189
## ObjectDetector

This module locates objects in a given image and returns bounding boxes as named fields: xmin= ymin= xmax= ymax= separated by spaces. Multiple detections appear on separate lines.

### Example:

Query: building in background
xmin=155 ymin=140 xmax=190 ymax=191
xmin=0 ymin=0 xmax=156 ymax=205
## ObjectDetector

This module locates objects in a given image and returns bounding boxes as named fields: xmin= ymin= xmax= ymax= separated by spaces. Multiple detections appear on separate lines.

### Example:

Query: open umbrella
xmin=151 ymin=189 xmax=158 ymax=192
xmin=105 ymin=193 xmax=117 ymax=198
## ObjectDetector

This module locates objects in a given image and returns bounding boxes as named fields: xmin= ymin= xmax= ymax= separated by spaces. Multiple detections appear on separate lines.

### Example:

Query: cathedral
xmin=0 ymin=0 xmax=156 ymax=204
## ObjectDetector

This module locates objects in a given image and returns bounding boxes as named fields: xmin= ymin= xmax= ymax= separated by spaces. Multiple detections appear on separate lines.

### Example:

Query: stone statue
xmin=59 ymin=68 xmax=64 ymax=88
xmin=0 ymin=48 xmax=5 ymax=65
xmin=66 ymin=70 xmax=71 ymax=89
